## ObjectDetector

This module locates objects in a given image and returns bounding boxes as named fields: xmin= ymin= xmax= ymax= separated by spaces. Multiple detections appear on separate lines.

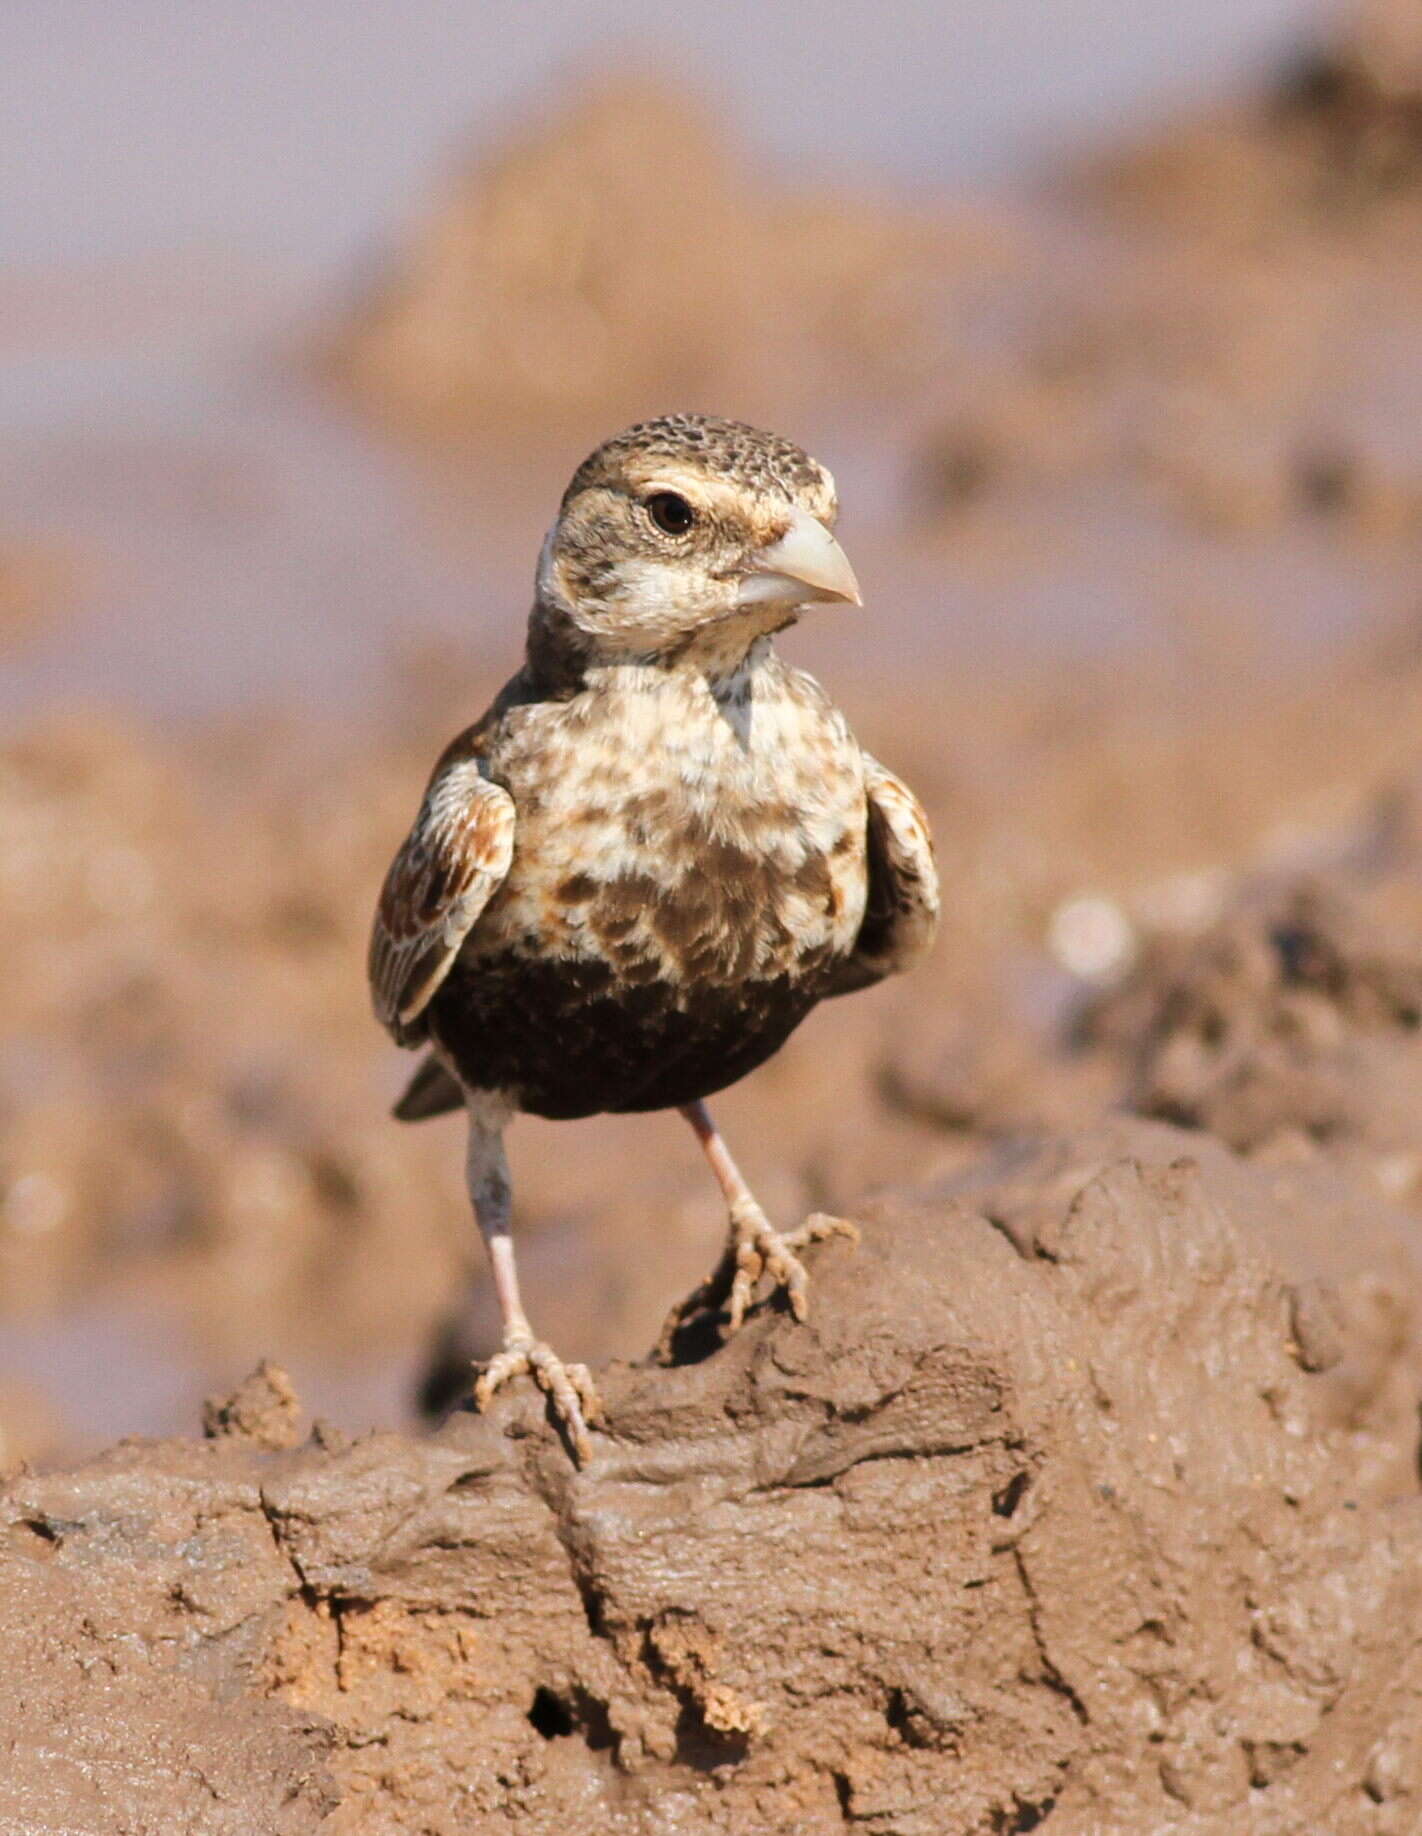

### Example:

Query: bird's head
xmin=530 ymin=413 xmax=860 ymax=675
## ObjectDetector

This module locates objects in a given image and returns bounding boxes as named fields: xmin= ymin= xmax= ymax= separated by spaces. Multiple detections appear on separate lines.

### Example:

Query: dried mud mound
xmin=7 ymin=1119 xmax=1422 ymax=1834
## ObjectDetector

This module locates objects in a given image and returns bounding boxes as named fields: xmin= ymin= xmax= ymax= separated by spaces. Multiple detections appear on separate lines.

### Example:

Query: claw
xmin=473 ymin=1330 xmax=601 ymax=1465
xmin=658 ymin=1209 xmax=860 ymax=1356
xmin=728 ymin=1210 xmax=860 ymax=1330
xmin=726 ymin=1215 xmax=768 ymax=1334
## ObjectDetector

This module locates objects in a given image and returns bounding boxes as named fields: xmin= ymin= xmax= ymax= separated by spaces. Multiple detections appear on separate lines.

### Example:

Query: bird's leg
xmin=657 ymin=1099 xmax=859 ymax=1355
xmin=462 ymin=1096 xmax=601 ymax=1464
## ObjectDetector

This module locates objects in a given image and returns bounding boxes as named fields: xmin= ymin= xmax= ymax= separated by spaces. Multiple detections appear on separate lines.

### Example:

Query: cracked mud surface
xmin=6 ymin=1117 xmax=1422 ymax=1832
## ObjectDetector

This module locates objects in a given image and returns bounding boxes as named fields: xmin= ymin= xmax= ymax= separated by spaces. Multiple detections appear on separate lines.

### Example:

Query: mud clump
xmin=5 ymin=1123 xmax=1422 ymax=1832
xmin=203 ymin=1357 xmax=304 ymax=1450
xmin=1080 ymin=831 xmax=1422 ymax=1200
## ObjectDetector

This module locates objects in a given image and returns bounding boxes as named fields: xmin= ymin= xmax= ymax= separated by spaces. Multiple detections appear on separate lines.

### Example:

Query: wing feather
xmin=368 ymin=752 xmax=515 ymax=1046
xmin=829 ymin=753 xmax=939 ymax=996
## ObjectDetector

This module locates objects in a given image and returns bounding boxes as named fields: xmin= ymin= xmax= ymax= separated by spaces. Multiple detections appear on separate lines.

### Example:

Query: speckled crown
xmin=565 ymin=413 xmax=836 ymax=518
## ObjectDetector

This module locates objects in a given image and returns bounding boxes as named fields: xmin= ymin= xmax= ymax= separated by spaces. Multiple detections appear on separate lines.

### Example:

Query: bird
xmin=369 ymin=413 xmax=939 ymax=1463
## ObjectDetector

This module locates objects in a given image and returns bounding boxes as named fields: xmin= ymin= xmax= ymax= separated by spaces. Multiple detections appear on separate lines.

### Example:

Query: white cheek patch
xmin=611 ymin=558 xmax=721 ymax=633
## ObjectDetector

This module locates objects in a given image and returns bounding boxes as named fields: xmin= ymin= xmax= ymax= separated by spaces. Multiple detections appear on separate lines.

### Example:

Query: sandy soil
xmin=8 ymin=3 xmax=1422 ymax=1827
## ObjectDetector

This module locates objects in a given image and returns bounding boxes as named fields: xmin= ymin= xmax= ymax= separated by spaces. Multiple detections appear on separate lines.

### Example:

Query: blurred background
xmin=9 ymin=0 xmax=1422 ymax=1462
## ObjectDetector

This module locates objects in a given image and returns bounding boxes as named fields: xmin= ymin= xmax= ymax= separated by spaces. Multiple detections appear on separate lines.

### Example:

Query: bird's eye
xmin=646 ymin=491 xmax=695 ymax=536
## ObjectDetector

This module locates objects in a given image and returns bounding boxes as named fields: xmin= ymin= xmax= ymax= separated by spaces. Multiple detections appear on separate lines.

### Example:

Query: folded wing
xmin=368 ymin=749 xmax=515 ymax=1047
xmin=828 ymin=753 xmax=939 ymax=997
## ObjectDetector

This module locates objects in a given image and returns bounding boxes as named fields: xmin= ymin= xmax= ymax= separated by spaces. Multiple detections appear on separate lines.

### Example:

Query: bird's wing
xmin=828 ymin=752 xmax=939 ymax=997
xmin=369 ymin=747 xmax=515 ymax=1047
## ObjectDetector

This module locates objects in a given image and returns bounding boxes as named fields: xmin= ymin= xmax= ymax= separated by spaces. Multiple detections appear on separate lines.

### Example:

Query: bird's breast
xmin=474 ymin=670 xmax=868 ymax=993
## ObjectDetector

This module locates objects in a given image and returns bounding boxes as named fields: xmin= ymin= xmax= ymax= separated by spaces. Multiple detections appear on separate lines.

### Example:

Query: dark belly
xmin=428 ymin=950 xmax=824 ymax=1120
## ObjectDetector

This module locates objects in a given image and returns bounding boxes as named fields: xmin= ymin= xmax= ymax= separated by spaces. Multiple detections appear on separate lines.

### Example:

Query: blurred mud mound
xmin=0 ymin=709 xmax=462 ymax=1352
xmin=1101 ymin=0 xmax=1422 ymax=231
xmin=6 ymin=1123 xmax=1422 ymax=1834
xmin=1077 ymin=770 xmax=1422 ymax=1190
xmin=328 ymin=76 xmax=974 ymax=432
xmin=913 ymin=1 xmax=1422 ymax=581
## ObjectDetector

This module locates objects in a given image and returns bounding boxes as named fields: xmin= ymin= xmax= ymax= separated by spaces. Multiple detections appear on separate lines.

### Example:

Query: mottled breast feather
xmin=826 ymin=752 xmax=939 ymax=997
xmin=369 ymin=750 xmax=516 ymax=1047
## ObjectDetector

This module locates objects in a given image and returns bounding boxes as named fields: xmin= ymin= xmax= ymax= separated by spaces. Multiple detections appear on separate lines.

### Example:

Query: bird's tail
xmin=392 ymin=1054 xmax=464 ymax=1122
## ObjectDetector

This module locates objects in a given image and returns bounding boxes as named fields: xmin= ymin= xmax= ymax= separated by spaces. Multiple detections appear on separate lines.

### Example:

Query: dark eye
xmin=646 ymin=491 xmax=695 ymax=535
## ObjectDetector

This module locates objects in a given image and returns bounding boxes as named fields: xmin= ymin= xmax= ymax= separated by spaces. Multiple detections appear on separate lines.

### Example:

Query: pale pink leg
xmin=658 ymin=1100 xmax=859 ymax=1355
xmin=463 ymin=1093 xmax=601 ymax=1463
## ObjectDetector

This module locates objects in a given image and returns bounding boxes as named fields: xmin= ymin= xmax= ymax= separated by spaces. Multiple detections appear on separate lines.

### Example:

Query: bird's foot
xmin=725 ymin=1208 xmax=860 ymax=1332
xmin=473 ymin=1328 xmax=602 ymax=1465
xmin=657 ymin=1209 xmax=859 ymax=1359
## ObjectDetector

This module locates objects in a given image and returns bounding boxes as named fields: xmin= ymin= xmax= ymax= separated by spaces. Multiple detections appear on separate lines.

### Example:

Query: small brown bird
xmin=370 ymin=414 xmax=938 ymax=1461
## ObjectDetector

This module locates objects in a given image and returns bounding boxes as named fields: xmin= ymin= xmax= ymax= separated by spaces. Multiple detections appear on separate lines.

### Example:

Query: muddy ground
xmin=8 ymin=5 xmax=1422 ymax=1829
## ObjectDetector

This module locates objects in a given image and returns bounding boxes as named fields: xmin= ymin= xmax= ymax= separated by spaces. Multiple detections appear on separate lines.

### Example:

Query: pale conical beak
xmin=735 ymin=506 xmax=862 ymax=610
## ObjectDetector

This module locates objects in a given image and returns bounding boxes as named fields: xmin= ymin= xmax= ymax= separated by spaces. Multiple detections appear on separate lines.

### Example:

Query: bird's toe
xmin=657 ymin=1211 xmax=860 ymax=1360
xmin=787 ymin=1213 xmax=861 ymax=1253
xmin=738 ymin=1212 xmax=861 ymax=1329
xmin=472 ymin=1336 xmax=533 ymax=1411
xmin=473 ymin=1333 xmax=601 ymax=1464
